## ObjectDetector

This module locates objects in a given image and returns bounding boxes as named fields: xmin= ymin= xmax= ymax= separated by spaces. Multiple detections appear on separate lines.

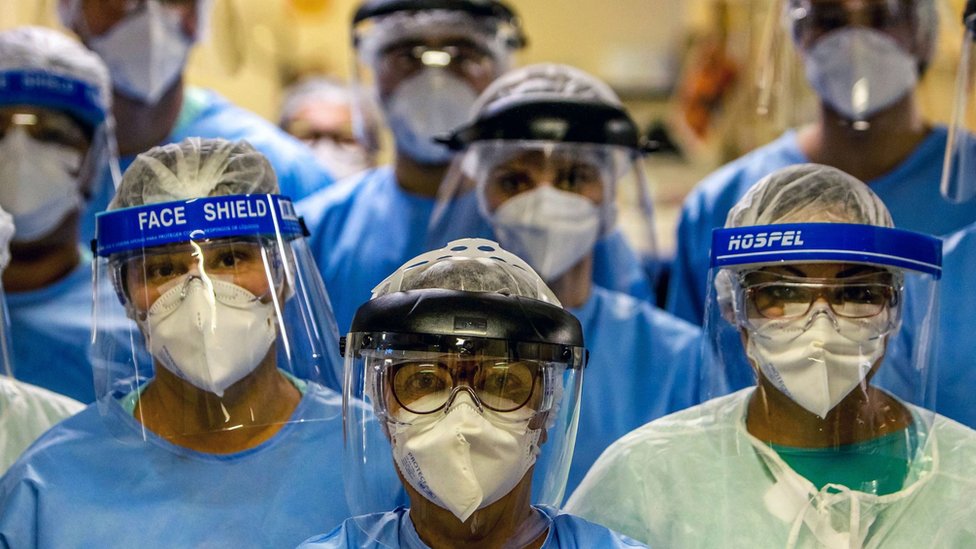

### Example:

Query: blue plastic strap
xmin=710 ymin=223 xmax=942 ymax=279
xmin=95 ymin=194 xmax=302 ymax=257
xmin=0 ymin=70 xmax=106 ymax=129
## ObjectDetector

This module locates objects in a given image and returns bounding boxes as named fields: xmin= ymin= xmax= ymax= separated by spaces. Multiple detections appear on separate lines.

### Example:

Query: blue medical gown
xmin=666 ymin=126 xmax=976 ymax=328
xmin=6 ymin=258 xmax=135 ymax=403
xmin=80 ymin=87 xmax=335 ymax=243
xmin=297 ymin=167 xmax=654 ymax=334
xmin=298 ymin=505 xmax=648 ymax=548
xmin=566 ymin=286 xmax=701 ymax=493
xmin=0 ymin=383 xmax=400 ymax=549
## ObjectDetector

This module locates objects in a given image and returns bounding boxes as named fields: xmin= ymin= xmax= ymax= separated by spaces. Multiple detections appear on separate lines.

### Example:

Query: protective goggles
xmin=789 ymin=0 xmax=917 ymax=36
xmin=0 ymin=108 xmax=91 ymax=151
xmin=737 ymin=269 xmax=899 ymax=321
xmin=383 ymin=353 xmax=545 ymax=415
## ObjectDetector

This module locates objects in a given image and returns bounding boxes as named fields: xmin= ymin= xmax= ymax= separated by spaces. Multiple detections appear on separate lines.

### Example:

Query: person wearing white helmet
xmin=567 ymin=164 xmax=976 ymax=547
xmin=300 ymin=238 xmax=646 ymax=548
xmin=0 ymin=138 xmax=401 ymax=547
xmin=57 ymin=0 xmax=335 ymax=244
xmin=0 ymin=26 xmax=132 ymax=402
xmin=666 ymin=1 xmax=976 ymax=346
xmin=0 ymin=203 xmax=84 ymax=474
xmin=279 ymin=76 xmax=379 ymax=180
xmin=433 ymin=63 xmax=703 ymax=493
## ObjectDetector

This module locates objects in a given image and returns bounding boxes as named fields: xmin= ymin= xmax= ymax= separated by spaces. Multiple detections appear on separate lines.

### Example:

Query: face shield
xmin=342 ymin=239 xmax=586 ymax=543
xmin=91 ymin=193 xmax=343 ymax=444
xmin=701 ymin=222 xmax=941 ymax=484
xmin=0 ymin=70 xmax=120 ymax=242
xmin=941 ymin=0 xmax=976 ymax=204
xmin=351 ymin=1 xmax=525 ymax=165
xmin=755 ymin=0 xmax=937 ymax=130
xmin=432 ymin=99 xmax=657 ymax=288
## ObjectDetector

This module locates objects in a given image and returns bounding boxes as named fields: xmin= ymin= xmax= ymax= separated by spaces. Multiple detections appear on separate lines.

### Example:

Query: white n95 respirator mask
xmin=0 ymin=127 xmax=84 ymax=242
xmin=490 ymin=186 xmax=602 ymax=282
xmin=746 ymin=306 xmax=889 ymax=418
xmin=87 ymin=0 xmax=193 ymax=104
xmin=803 ymin=27 xmax=918 ymax=121
xmin=143 ymin=276 xmax=277 ymax=397
xmin=384 ymin=68 xmax=478 ymax=165
xmin=390 ymin=392 xmax=542 ymax=523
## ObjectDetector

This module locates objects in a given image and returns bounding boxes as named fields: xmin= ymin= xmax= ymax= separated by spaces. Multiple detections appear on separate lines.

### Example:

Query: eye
xmin=556 ymin=164 xmax=599 ymax=194
xmin=142 ymin=258 xmax=180 ymax=282
xmin=490 ymin=170 xmax=534 ymax=196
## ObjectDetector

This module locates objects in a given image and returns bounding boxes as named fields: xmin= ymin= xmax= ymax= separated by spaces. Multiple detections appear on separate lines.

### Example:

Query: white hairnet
xmin=717 ymin=163 xmax=894 ymax=314
xmin=472 ymin=63 xmax=622 ymax=116
xmin=110 ymin=138 xmax=278 ymax=209
xmin=356 ymin=9 xmax=519 ymax=70
xmin=725 ymin=163 xmax=893 ymax=228
xmin=0 ymin=205 xmax=13 ymax=274
xmin=0 ymin=26 xmax=112 ymax=122
xmin=372 ymin=238 xmax=560 ymax=305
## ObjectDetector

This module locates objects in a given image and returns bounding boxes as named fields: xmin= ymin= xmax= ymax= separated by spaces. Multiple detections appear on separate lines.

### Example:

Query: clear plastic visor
xmin=432 ymin=141 xmax=657 ymax=286
xmin=343 ymin=331 xmax=584 ymax=526
xmin=942 ymin=15 xmax=976 ymax=203
xmin=92 ymin=197 xmax=342 ymax=447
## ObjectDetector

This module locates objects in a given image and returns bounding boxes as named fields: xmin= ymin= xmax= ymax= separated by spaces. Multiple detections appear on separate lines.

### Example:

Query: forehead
xmin=493 ymin=149 xmax=597 ymax=170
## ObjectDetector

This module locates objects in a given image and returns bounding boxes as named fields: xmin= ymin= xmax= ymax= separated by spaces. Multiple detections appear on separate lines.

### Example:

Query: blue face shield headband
xmin=710 ymin=223 xmax=942 ymax=279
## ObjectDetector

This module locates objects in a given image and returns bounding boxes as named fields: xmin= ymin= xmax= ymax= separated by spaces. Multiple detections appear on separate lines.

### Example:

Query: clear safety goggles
xmin=737 ymin=269 xmax=899 ymax=321
xmin=0 ymin=107 xmax=91 ymax=152
xmin=381 ymin=353 xmax=546 ymax=415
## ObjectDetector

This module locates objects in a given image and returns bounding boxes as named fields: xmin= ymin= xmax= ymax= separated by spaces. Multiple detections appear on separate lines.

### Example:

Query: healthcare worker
xmin=0 ymin=204 xmax=84 ymax=474
xmin=666 ymin=0 xmax=976 ymax=340
xmin=300 ymin=238 xmax=646 ymax=548
xmin=435 ymin=63 xmax=702 ymax=492
xmin=0 ymin=138 xmax=398 ymax=548
xmin=0 ymin=26 xmax=132 ymax=402
xmin=280 ymin=76 xmax=379 ymax=180
xmin=296 ymin=0 xmax=525 ymax=334
xmin=567 ymin=164 xmax=976 ymax=548
xmin=57 ymin=0 xmax=335 ymax=243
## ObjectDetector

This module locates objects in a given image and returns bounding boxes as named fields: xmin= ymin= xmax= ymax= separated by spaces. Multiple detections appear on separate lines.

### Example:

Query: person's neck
xmin=548 ymin=256 xmax=594 ymax=309
xmin=134 ymin=354 xmax=301 ymax=454
xmin=393 ymin=153 xmax=450 ymax=198
xmin=746 ymin=376 xmax=912 ymax=448
xmin=408 ymin=473 xmax=547 ymax=549
xmin=113 ymin=79 xmax=185 ymax=157
xmin=3 ymin=221 xmax=81 ymax=292
xmin=797 ymin=95 xmax=930 ymax=183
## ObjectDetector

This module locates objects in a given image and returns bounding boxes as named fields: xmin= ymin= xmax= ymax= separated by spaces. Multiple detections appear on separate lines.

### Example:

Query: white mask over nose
xmin=87 ymin=0 xmax=193 ymax=104
xmin=746 ymin=306 xmax=889 ymax=418
xmin=490 ymin=186 xmax=602 ymax=282
xmin=383 ymin=68 xmax=478 ymax=165
xmin=0 ymin=127 xmax=84 ymax=242
xmin=802 ymin=27 xmax=918 ymax=121
xmin=144 ymin=276 xmax=277 ymax=397
xmin=308 ymin=139 xmax=373 ymax=180
xmin=390 ymin=392 xmax=542 ymax=522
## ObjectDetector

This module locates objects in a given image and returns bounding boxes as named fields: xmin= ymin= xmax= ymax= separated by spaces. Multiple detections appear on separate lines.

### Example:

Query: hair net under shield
xmin=91 ymin=138 xmax=343 ymax=445
xmin=342 ymin=238 xmax=586 ymax=545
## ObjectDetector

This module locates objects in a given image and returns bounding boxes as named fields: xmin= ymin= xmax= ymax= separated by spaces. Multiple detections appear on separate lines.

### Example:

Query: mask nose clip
xmin=443 ymin=386 xmax=485 ymax=414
